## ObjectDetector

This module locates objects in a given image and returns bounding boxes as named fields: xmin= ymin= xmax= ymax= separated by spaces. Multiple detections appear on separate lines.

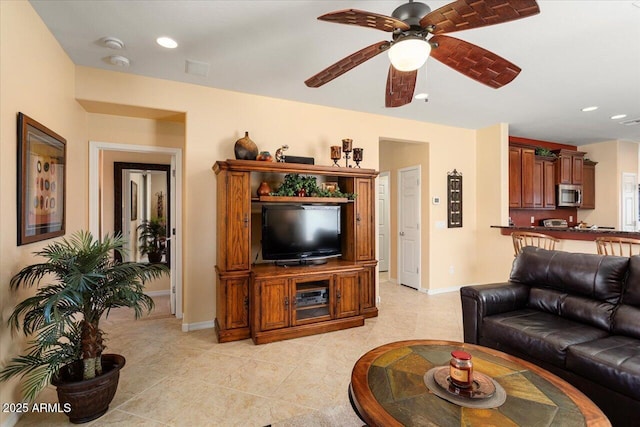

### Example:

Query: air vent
xmin=620 ymin=118 xmax=640 ymax=126
xmin=185 ymin=60 xmax=209 ymax=77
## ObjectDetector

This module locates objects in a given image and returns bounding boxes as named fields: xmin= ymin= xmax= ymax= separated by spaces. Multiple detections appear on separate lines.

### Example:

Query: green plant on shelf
xmin=535 ymin=147 xmax=556 ymax=157
xmin=270 ymin=174 xmax=356 ymax=199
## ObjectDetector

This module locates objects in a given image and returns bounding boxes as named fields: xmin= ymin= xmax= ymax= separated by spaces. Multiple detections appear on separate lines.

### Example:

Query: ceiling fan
xmin=305 ymin=0 xmax=540 ymax=107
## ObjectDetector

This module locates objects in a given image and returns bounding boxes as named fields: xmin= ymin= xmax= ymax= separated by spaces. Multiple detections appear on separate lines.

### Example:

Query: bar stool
xmin=511 ymin=231 xmax=559 ymax=256
xmin=595 ymin=236 xmax=640 ymax=256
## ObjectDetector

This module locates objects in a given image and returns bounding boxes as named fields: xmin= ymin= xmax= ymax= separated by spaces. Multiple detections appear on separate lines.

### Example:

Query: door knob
xmin=400 ymin=231 xmax=405 ymax=236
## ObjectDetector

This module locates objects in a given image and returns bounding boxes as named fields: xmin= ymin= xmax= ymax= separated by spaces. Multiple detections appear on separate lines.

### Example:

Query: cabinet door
xmin=581 ymin=163 xmax=596 ymax=209
xmin=226 ymin=171 xmax=250 ymax=270
xmin=533 ymin=159 xmax=543 ymax=208
xmin=359 ymin=265 xmax=376 ymax=314
xmin=509 ymin=147 xmax=522 ymax=208
xmin=543 ymin=160 xmax=556 ymax=208
xmin=355 ymin=178 xmax=375 ymax=261
xmin=556 ymin=155 xmax=572 ymax=184
xmin=521 ymin=148 xmax=535 ymax=208
xmin=572 ymin=155 xmax=584 ymax=185
xmin=258 ymin=278 xmax=290 ymax=331
xmin=335 ymin=272 xmax=360 ymax=318
xmin=226 ymin=277 xmax=249 ymax=329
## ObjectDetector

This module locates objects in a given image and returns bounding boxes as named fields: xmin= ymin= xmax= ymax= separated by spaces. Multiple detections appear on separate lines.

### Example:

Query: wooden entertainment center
xmin=213 ymin=159 xmax=378 ymax=344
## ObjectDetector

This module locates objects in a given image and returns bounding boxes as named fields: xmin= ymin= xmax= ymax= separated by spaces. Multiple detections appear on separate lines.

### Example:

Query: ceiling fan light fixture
xmin=388 ymin=38 xmax=431 ymax=72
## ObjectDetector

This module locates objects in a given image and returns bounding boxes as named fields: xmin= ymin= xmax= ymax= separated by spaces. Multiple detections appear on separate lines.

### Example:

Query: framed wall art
xmin=17 ymin=113 xmax=66 ymax=245
xmin=447 ymin=169 xmax=462 ymax=228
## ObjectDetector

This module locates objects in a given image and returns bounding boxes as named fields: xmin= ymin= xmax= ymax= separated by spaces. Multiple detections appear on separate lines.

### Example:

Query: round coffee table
xmin=349 ymin=340 xmax=610 ymax=427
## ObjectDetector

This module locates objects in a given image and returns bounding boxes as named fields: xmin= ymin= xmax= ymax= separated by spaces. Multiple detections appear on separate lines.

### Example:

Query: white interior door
xmin=398 ymin=166 xmax=421 ymax=289
xmin=378 ymin=173 xmax=390 ymax=272
xmin=622 ymin=172 xmax=637 ymax=231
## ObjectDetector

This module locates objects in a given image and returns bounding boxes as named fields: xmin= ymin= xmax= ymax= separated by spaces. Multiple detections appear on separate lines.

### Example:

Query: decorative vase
xmin=234 ymin=131 xmax=258 ymax=160
xmin=257 ymin=151 xmax=273 ymax=162
xmin=257 ymin=181 xmax=271 ymax=197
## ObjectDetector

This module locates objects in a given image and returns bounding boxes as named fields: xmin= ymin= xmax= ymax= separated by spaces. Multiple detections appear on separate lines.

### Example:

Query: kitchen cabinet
xmin=580 ymin=160 xmax=597 ymax=209
xmin=509 ymin=146 xmax=535 ymax=208
xmin=533 ymin=157 xmax=556 ymax=209
xmin=554 ymin=149 xmax=586 ymax=185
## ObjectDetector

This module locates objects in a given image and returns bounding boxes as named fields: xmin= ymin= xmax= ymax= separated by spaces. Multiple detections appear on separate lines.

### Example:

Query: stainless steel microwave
xmin=557 ymin=184 xmax=582 ymax=207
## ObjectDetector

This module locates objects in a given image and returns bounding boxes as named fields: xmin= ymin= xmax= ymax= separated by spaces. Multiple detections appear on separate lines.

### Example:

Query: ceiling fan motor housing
xmin=392 ymin=1 xmax=431 ymax=29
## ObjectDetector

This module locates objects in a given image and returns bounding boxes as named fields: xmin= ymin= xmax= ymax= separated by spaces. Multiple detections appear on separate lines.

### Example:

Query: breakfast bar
xmin=492 ymin=225 xmax=640 ymax=242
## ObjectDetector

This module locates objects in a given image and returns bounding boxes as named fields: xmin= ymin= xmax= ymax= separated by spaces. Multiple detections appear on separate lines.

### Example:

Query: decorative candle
xmin=342 ymin=138 xmax=353 ymax=153
xmin=449 ymin=350 xmax=473 ymax=388
xmin=352 ymin=148 xmax=363 ymax=162
xmin=330 ymin=146 xmax=341 ymax=160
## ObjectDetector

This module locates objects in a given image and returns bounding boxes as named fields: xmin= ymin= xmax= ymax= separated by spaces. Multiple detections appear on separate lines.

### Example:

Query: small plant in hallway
xmin=137 ymin=218 xmax=168 ymax=263
xmin=0 ymin=231 xmax=169 ymax=423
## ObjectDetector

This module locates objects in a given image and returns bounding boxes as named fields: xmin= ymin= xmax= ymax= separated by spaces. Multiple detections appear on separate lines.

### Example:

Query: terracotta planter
xmin=52 ymin=354 xmax=125 ymax=424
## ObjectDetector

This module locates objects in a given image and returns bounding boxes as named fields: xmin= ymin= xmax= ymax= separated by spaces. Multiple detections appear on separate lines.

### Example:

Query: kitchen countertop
xmin=492 ymin=225 xmax=640 ymax=241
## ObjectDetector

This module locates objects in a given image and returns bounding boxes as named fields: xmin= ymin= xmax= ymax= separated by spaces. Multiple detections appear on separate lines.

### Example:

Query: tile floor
xmin=16 ymin=277 xmax=463 ymax=426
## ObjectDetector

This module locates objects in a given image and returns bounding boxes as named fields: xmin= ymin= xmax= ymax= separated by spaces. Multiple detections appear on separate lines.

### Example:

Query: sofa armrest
xmin=460 ymin=282 xmax=530 ymax=344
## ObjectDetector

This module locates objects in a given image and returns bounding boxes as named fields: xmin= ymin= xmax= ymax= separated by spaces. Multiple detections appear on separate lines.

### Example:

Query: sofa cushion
xmin=510 ymin=247 xmax=628 ymax=330
xmin=566 ymin=336 xmax=640 ymax=401
xmin=482 ymin=309 xmax=609 ymax=368
xmin=613 ymin=256 xmax=640 ymax=339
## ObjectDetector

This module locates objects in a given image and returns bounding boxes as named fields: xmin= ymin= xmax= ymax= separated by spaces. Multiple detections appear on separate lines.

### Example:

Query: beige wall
xmin=0 ymin=1 xmax=88 ymax=419
xmin=74 ymin=65 xmax=480 ymax=320
xmin=475 ymin=123 xmax=514 ymax=283
xmin=580 ymin=140 xmax=640 ymax=229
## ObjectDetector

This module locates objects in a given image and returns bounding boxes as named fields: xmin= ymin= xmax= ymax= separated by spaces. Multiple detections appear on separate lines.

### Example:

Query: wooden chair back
xmin=595 ymin=236 xmax=640 ymax=256
xmin=512 ymin=231 xmax=559 ymax=256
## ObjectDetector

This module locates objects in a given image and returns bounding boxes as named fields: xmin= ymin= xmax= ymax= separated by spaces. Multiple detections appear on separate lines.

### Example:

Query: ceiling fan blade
xmin=420 ymin=0 xmax=539 ymax=34
xmin=385 ymin=66 xmax=418 ymax=108
xmin=429 ymin=35 xmax=521 ymax=88
xmin=318 ymin=9 xmax=410 ymax=32
xmin=305 ymin=41 xmax=390 ymax=88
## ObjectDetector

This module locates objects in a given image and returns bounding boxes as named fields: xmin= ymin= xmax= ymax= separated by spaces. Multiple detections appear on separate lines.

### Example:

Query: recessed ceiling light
xmin=414 ymin=93 xmax=429 ymax=101
xmin=581 ymin=106 xmax=598 ymax=112
xmin=611 ymin=114 xmax=628 ymax=120
xmin=156 ymin=37 xmax=178 ymax=49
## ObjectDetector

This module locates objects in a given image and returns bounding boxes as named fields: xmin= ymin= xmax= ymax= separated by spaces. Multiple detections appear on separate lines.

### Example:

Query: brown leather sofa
xmin=461 ymin=247 xmax=640 ymax=427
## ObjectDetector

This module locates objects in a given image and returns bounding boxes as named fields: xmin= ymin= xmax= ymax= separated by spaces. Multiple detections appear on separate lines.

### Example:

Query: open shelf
xmin=253 ymin=196 xmax=349 ymax=204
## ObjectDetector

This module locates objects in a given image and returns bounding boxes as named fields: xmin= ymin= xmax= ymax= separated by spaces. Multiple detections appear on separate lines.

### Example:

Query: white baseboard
xmin=2 ymin=412 xmax=20 ymax=427
xmin=181 ymin=320 xmax=215 ymax=332
xmin=424 ymin=284 xmax=478 ymax=295
xmin=145 ymin=290 xmax=170 ymax=297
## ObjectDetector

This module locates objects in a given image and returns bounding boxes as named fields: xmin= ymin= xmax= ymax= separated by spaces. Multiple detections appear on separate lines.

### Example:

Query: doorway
xmin=622 ymin=172 xmax=637 ymax=231
xmin=89 ymin=141 xmax=183 ymax=319
xmin=398 ymin=165 xmax=421 ymax=290
xmin=378 ymin=173 xmax=390 ymax=272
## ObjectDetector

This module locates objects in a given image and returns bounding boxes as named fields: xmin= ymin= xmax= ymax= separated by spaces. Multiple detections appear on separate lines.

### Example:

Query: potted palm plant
xmin=0 ymin=231 xmax=168 ymax=423
xmin=137 ymin=218 xmax=167 ymax=263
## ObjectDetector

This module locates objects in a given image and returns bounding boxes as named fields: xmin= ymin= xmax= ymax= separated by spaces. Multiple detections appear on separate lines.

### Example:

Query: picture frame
xmin=17 ymin=113 xmax=66 ymax=245
xmin=321 ymin=182 xmax=338 ymax=193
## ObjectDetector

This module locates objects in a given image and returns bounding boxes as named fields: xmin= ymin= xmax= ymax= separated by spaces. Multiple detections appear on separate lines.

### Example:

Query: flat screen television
xmin=262 ymin=205 xmax=341 ymax=264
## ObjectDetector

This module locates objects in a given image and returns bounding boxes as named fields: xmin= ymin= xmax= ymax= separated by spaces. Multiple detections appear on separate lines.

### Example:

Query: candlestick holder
xmin=330 ymin=145 xmax=341 ymax=167
xmin=342 ymin=138 xmax=353 ymax=167
xmin=353 ymin=148 xmax=363 ymax=168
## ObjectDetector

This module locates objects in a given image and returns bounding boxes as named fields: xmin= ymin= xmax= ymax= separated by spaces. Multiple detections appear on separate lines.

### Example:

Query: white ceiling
xmin=30 ymin=0 xmax=640 ymax=145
